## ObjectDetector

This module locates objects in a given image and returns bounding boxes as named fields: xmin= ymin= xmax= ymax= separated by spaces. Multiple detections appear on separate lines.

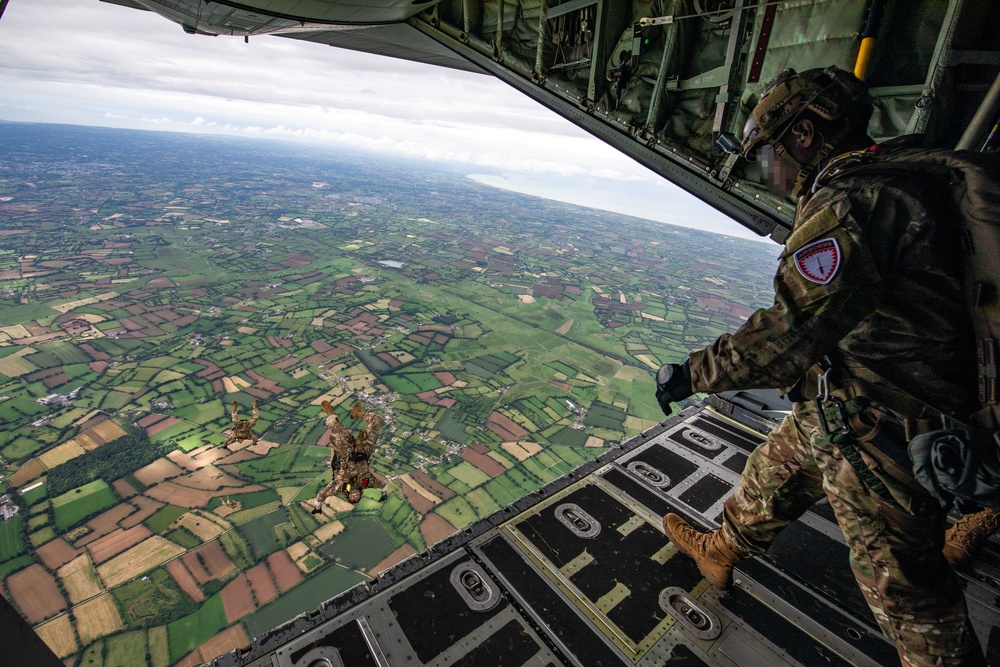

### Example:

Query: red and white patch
xmin=793 ymin=238 xmax=841 ymax=284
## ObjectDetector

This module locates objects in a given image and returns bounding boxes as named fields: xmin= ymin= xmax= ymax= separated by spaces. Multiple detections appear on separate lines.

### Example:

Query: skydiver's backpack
xmin=821 ymin=146 xmax=1000 ymax=507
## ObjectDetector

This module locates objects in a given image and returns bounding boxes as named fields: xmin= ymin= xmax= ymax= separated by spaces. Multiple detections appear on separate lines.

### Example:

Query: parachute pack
xmin=821 ymin=146 xmax=1000 ymax=507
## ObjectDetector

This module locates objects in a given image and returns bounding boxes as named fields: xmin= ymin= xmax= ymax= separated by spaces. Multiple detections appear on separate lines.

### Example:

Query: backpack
xmin=819 ymin=146 xmax=1000 ymax=507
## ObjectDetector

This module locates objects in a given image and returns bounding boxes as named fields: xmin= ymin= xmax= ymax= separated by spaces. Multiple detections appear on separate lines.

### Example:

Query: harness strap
xmin=824 ymin=431 xmax=903 ymax=510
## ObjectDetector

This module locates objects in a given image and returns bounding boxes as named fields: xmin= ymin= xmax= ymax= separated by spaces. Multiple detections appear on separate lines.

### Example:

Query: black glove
xmin=655 ymin=360 xmax=693 ymax=416
xmin=311 ymin=505 xmax=323 ymax=515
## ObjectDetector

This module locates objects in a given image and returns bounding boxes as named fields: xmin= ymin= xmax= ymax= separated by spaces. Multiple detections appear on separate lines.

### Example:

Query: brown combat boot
xmin=943 ymin=507 xmax=1000 ymax=570
xmin=664 ymin=513 xmax=744 ymax=589
xmin=350 ymin=402 xmax=364 ymax=420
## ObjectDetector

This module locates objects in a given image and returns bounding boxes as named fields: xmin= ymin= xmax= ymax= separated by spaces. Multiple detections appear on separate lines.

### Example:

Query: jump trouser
xmin=722 ymin=401 xmax=983 ymax=666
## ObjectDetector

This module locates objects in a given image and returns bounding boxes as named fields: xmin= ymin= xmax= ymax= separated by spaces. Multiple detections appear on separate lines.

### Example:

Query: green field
xmin=319 ymin=517 xmax=397 ymax=569
xmin=207 ymin=488 xmax=279 ymax=512
xmin=238 ymin=508 xmax=292 ymax=557
xmin=144 ymin=505 xmax=189 ymax=534
xmin=244 ymin=565 xmax=367 ymax=638
xmin=0 ymin=555 xmax=34 ymax=579
xmin=167 ymin=593 xmax=227 ymax=664
xmin=113 ymin=567 xmax=190 ymax=626
xmin=51 ymin=480 xmax=118 ymax=530
xmin=0 ymin=516 xmax=26 ymax=561
xmin=105 ymin=630 xmax=149 ymax=667
xmin=447 ymin=462 xmax=490 ymax=488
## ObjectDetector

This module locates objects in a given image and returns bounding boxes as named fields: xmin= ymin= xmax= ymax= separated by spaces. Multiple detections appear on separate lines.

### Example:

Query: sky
xmin=0 ymin=0 xmax=767 ymax=242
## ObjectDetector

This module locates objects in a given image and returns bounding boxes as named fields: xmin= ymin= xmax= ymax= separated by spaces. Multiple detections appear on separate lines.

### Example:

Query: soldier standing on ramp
xmin=654 ymin=66 xmax=993 ymax=666
xmin=222 ymin=399 xmax=259 ymax=447
xmin=312 ymin=401 xmax=387 ymax=512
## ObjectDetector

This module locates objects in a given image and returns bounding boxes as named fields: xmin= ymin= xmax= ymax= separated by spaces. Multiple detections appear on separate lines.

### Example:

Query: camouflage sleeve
xmin=688 ymin=202 xmax=882 ymax=394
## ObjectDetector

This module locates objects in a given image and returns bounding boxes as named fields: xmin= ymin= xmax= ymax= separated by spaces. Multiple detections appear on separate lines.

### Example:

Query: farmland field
xmin=97 ymin=536 xmax=186 ymax=588
xmin=52 ymin=480 xmax=119 ymax=530
xmin=0 ymin=515 xmax=25 ymax=561
xmin=104 ymin=630 xmax=149 ymax=667
xmin=0 ymin=123 xmax=780 ymax=664
xmin=74 ymin=592 xmax=125 ymax=643
xmin=113 ymin=567 xmax=189 ymax=626
xmin=319 ymin=517 xmax=397 ymax=570
xmin=144 ymin=504 xmax=189 ymax=533
xmin=167 ymin=592 xmax=227 ymax=664
xmin=244 ymin=564 xmax=367 ymax=638
xmin=238 ymin=508 xmax=293 ymax=557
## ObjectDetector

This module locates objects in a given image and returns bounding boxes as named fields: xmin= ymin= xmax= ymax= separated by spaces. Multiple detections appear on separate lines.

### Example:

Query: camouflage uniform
xmin=223 ymin=400 xmax=259 ymax=447
xmin=688 ymin=166 xmax=982 ymax=666
xmin=316 ymin=409 xmax=386 ymax=504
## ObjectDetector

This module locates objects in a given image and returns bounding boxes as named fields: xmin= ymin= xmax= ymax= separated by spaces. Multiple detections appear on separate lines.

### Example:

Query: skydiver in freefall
xmin=222 ymin=399 xmax=259 ymax=447
xmin=312 ymin=401 xmax=387 ymax=513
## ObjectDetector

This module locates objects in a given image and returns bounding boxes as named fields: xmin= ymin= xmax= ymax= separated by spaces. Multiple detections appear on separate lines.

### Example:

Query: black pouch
xmin=909 ymin=427 xmax=1000 ymax=508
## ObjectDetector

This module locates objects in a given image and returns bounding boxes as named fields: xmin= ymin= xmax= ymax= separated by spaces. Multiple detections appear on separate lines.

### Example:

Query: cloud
xmin=0 ymin=0 xmax=760 ymax=241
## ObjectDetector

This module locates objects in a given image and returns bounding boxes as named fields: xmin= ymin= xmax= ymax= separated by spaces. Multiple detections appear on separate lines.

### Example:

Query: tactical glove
xmin=655 ymin=360 xmax=693 ymax=416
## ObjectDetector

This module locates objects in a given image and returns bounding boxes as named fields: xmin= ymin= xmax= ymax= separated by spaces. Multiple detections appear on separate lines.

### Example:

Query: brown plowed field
xmin=38 ymin=440 xmax=86 ymax=469
xmin=134 ymin=458 xmax=184 ymax=486
xmin=6 ymin=564 xmax=65 ymax=623
xmin=174 ymin=511 xmax=225 ymax=542
xmin=9 ymin=459 xmax=47 ymax=487
xmin=112 ymin=478 xmax=137 ymax=499
xmin=35 ymin=614 xmax=77 ymax=658
xmin=90 ymin=420 xmax=126 ymax=443
xmin=145 ymin=480 xmax=264 ymax=508
xmin=166 ymin=559 xmax=204 ymax=603
xmin=216 ymin=450 xmax=257 ymax=465
xmin=195 ymin=625 xmax=250 ymax=665
xmin=176 ymin=466 xmax=244 ymax=490
xmin=420 ymin=514 xmax=457 ymax=547
xmin=96 ymin=536 xmax=185 ymax=588
xmin=410 ymin=471 xmax=454 ymax=501
xmin=75 ymin=432 xmax=100 ymax=451
xmin=181 ymin=541 xmax=235 ymax=585
xmin=401 ymin=480 xmax=434 ymax=514
xmin=35 ymin=537 xmax=82 ymax=569
xmin=221 ymin=575 xmax=255 ymax=623
xmin=137 ymin=413 xmax=165 ymax=429
xmin=267 ymin=551 xmax=303 ymax=593
xmin=460 ymin=448 xmax=505 ymax=477
xmin=119 ymin=496 xmax=164 ymax=528
xmin=74 ymin=593 xmax=124 ymax=644
xmin=145 ymin=416 xmax=181 ymax=437
xmin=245 ymin=563 xmax=277 ymax=606
xmin=167 ymin=450 xmax=200 ymax=471
xmin=59 ymin=553 xmax=103 ymax=604
xmin=192 ymin=447 xmax=230 ymax=466
xmin=371 ymin=545 xmax=417 ymax=577
xmin=87 ymin=525 xmax=153 ymax=564
xmin=78 ymin=502 xmax=136 ymax=543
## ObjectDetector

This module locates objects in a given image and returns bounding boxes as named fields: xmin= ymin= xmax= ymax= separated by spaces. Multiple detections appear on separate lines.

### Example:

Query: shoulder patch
xmin=793 ymin=238 xmax=841 ymax=284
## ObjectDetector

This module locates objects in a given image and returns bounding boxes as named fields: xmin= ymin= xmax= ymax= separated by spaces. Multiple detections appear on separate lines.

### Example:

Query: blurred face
xmin=348 ymin=489 xmax=362 ymax=504
xmin=757 ymin=144 xmax=800 ymax=196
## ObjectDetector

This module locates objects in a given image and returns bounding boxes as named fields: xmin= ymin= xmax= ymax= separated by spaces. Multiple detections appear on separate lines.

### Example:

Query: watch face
xmin=656 ymin=364 xmax=674 ymax=387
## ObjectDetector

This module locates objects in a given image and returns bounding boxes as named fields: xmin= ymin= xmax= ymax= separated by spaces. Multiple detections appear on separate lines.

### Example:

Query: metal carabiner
xmin=815 ymin=396 xmax=852 ymax=436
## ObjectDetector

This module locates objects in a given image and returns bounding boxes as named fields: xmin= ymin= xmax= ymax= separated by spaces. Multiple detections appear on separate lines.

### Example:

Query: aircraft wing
xmin=98 ymin=0 xmax=1000 ymax=242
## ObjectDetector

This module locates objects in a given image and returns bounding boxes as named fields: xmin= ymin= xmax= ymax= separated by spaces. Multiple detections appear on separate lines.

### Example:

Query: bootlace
xmin=949 ymin=510 xmax=1000 ymax=545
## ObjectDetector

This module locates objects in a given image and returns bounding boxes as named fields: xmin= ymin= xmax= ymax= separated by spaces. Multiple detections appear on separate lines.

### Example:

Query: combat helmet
xmin=740 ymin=66 xmax=874 ymax=195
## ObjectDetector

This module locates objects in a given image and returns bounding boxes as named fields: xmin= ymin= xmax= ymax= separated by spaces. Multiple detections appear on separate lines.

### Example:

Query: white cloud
xmin=0 ymin=0 xmax=763 ymax=241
